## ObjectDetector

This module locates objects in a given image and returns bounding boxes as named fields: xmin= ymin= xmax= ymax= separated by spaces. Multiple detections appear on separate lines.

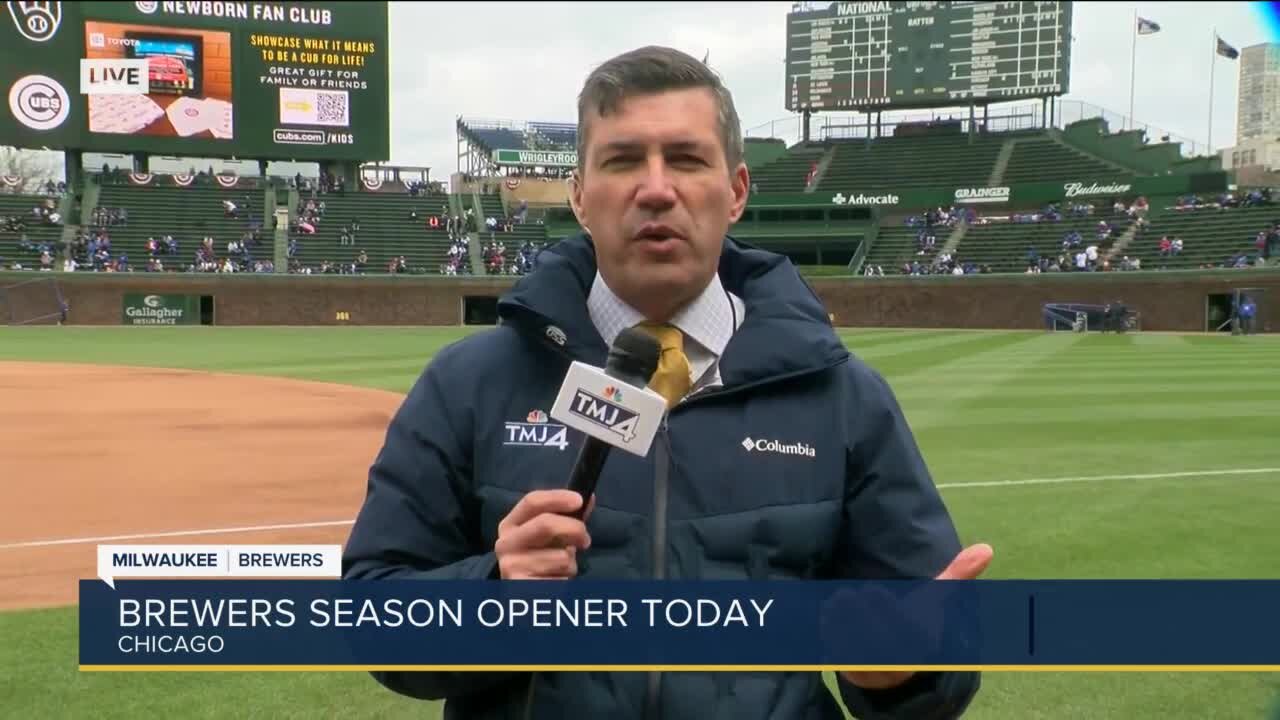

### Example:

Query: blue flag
xmin=1217 ymin=36 xmax=1240 ymax=59
xmin=1137 ymin=17 xmax=1161 ymax=35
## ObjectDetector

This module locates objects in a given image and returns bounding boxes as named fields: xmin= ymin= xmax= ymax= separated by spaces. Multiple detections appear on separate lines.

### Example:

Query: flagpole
xmin=1208 ymin=28 xmax=1217 ymax=154
xmin=1129 ymin=9 xmax=1137 ymax=131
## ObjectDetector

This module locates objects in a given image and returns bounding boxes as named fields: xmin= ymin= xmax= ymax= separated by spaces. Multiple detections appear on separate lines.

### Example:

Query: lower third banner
xmin=78 ymin=579 xmax=1280 ymax=668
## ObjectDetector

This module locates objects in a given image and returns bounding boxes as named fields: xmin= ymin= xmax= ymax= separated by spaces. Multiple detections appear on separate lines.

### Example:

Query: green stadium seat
xmin=0 ymin=192 xmax=64 ymax=270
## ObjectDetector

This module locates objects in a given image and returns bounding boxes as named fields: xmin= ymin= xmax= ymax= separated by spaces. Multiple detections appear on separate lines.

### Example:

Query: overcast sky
xmin=384 ymin=1 xmax=1273 ymax=177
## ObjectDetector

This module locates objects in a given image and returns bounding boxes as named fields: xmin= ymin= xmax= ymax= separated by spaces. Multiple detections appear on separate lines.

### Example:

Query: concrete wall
xmin=7 ymin=270 xmax=1277 ymax=332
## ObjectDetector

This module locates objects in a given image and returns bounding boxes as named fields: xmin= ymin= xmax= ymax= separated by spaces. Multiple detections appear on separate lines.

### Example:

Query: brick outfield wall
xmin=10 ymin=271 xmax=1279 ymax=332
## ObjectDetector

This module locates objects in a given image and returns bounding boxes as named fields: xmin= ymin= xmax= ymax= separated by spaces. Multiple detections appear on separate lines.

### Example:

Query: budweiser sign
xmin=1063 ymin=181 xmax=1133 ymax=198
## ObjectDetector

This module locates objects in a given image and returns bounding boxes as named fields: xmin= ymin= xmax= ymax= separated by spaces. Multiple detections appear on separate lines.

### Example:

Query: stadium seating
xmin=948 ymin=207 xmax=1133 ymax=273
xmin=1001 ymin=137 xmax=1131 ymax=185
xmin=748 ymin=143 xmax=828 ymax=193
xmin=0 ymin=192 xmax=64 ymax=269
xmin=860 ymin=219 xmax=939 ymax=272
xmin=816 ymin=133 xmax=1011 ymax=192
xmin=93 ymin=182 xmax=263 ymax=271
xmin=458 ymin=119 xmax=577 ymax=157
xmin=289 ymin=190 xmax=456 ymax=274
xmin=474 ymin=193 xmax=548 ymax=273
xmin=527 ymin=122 xmax=577 ymax=150
xmin=470 ymin=127 xmax=528 ymax=153
xmin=1124 ymin=201 xmax=1278 ymax=271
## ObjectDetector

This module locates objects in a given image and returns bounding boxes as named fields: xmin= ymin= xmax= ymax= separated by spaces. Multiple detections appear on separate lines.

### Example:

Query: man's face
xmin=571 ymin=88 xmax=749 ymax=316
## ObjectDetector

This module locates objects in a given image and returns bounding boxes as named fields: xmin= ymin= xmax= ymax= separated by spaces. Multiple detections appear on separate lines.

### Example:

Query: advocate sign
xmin=831 ymin=192 xmax=900 ymax=206
xmin=122 ymin=294 xmax=198 ymax=326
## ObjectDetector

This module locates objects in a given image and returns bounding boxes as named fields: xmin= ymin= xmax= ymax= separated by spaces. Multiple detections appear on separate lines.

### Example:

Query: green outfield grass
xmin=1 ymin=326 xmax=1278 ymax=719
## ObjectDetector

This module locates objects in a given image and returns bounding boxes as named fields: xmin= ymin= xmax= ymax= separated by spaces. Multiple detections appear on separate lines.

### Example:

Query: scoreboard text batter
xmin=785 ymin=1 xmax=1073 ymax=111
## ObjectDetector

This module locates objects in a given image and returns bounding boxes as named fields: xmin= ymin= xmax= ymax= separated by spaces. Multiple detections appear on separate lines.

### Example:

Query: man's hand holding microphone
xmin=496 ymin=327 xmax=663 ymax=581
xmin=495 ymin=490 xmax=595 ymax=580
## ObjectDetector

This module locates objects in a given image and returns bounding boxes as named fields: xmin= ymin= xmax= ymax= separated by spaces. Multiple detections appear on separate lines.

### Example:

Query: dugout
xmin=462 ymin=295 xmax=499 ymax=325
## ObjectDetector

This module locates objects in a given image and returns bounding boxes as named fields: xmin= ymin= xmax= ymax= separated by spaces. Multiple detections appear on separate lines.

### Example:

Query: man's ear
xmin=727 ymin=163 xmax=750 ymax=225
xmin=568 ymin=169 xmax=590 ymax=234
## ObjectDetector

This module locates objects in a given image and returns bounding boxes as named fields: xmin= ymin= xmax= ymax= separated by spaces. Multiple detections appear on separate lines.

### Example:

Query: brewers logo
xmin=8 ymin=1 xmax=61 ymax=42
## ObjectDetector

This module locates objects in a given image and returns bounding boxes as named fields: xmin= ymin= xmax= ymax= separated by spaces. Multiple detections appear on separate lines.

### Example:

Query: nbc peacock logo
xmin=602 ymin=385 xmax=621 ymax=402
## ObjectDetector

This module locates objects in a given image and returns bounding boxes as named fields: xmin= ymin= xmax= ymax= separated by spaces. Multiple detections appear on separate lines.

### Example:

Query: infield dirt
xmin=0 ymin=362 xmax=406 ymax=610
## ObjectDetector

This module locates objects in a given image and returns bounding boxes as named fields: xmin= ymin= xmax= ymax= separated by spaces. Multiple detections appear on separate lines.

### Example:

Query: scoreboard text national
xmin=785 ymin=1 xmax=1073 ymax=112
xmin=1 ymin=1 xmax=390 ymax=162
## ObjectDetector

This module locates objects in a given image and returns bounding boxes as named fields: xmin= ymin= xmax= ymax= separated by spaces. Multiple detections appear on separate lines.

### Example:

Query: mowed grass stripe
xmin=836 ymin=330 xmax=971 ymax=351
xmin=0 ymin=327 xmax=464 ymax=383
xmin=942 ymin=473 xmax=1280 ymax=580
xmin=898 ymin=383 xmax=1280 ymax=401
xmin=893 ymin=333 xmax=1085 ymax=429
xmin=857 ymin=332 xmax=1053 ymax=378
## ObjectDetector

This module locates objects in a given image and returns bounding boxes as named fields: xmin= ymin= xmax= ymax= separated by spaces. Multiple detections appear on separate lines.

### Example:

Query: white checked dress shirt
xmin=587 ymin=271 xmax=746 ymax=401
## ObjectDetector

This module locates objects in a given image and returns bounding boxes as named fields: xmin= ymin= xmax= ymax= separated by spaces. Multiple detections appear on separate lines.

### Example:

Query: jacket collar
xmin=496 ymin=233 xmax=849 ymax=389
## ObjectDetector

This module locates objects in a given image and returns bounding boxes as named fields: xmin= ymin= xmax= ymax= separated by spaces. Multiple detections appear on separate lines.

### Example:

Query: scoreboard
xmin=785 ymin=1 xmax=1073 ymax=112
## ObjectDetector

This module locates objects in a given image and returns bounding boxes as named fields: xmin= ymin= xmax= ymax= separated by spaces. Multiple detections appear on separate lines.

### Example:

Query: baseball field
xmin=1 ymin=325 xmax=1278 ymax=719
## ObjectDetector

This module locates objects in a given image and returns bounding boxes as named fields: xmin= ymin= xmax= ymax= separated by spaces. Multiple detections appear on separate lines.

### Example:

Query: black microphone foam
xmin=565 ymin=327 xmax=662 ymax=517
xmin=606 ymin=326 xmax=662 ymax=387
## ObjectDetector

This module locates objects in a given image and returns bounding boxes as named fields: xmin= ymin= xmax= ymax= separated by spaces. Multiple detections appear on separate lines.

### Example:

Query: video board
xmin=1 ymin=1 xmax=389 ymax=161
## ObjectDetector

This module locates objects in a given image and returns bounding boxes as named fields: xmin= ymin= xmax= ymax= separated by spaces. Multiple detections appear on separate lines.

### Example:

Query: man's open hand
xmin=840 ymin=543 xmax=994 ymax=690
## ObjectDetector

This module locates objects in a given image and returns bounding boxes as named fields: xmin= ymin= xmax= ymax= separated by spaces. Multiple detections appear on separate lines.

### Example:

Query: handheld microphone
xmin=550 ymin=328 xmax=664 ymax=518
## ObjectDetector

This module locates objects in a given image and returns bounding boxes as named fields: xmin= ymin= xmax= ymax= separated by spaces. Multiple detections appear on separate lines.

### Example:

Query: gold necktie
xmin=636 ymin=323 xmax=692 ymax=409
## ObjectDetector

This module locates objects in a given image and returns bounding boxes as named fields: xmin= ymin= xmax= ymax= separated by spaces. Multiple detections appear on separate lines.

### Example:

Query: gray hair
xmin=576 ymin=46 xmax=744 ymax=176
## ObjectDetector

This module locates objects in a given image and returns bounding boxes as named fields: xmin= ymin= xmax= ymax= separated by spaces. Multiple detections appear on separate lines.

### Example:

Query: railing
xmin=744 ymin=100 xmax=1214 ymax=158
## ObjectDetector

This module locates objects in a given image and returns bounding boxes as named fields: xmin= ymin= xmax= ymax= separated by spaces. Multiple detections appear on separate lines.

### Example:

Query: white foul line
xmin=1 ymin=468 xmax=1277 ymax=550
xmin=0 ymin=520 xmax=354 ymax=550
xmin=937 ymin=467 xmax=1280 ymax=490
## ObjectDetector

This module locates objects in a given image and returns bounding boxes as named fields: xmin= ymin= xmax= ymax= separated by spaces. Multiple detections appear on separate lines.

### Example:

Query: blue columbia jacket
xmin=343 ymin=233 xmax=980 ymax=719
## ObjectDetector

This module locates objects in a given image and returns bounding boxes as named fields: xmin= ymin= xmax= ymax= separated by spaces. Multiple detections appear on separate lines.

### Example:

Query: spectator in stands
xmin=1218 ymin=191 xmax=1238 ymax=209
xmin=1171 ymin=237 xmax=1183 ymax=255
xmin=355 ymin=250 xmax=368 ymax=273
xmin=1085 ymin=244 xmax=1099 ymax=269
xmin=1159 ymin=236 xmax=1171 ymax=256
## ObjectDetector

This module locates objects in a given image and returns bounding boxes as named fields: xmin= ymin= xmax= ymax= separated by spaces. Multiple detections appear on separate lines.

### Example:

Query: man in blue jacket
xmin=343 ymin=45 xmax=992 ymax=719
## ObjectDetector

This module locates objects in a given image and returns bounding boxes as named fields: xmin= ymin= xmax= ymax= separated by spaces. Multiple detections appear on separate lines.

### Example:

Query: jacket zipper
xmin=522 ymin=672 xmax=537 ymax=720
xmin=644 ymin=416 xmax=671 ymax=719
xmin=531 ymin=333 xmax=844 ymax=719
